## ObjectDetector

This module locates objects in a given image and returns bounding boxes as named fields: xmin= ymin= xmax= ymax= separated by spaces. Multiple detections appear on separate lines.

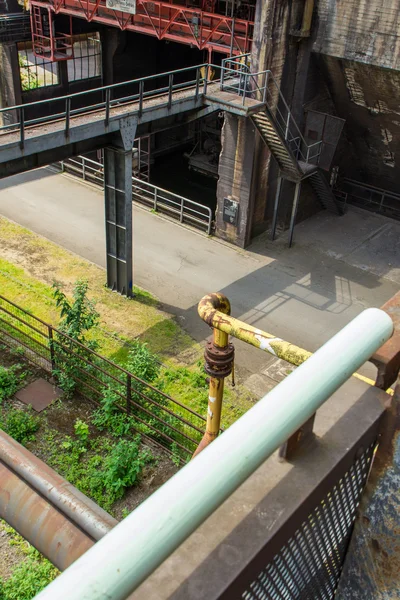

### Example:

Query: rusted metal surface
xmin=335 ymin=375 xmax=400 ymax=599
xmin=193 ymin=297 xmax=232 ymax=457
xmin=198 ymin=292 xmax=313 ymax=366
xmin=198 ymin=291 xmax=397 ymax=461
xmin=204 ymin=340 xmax=235 ymax=379
xmin=371 ymin=290 xmax=400 ymax=390
xmin=15 ymin=377 xmax=62 ymax=412
xmin=0 ymin=430 xmax=117 ymax=570
xmin=0 ymin=464 xmax=94 ymax=570
xmin=278 ymin=413 xmax=316 ymax=460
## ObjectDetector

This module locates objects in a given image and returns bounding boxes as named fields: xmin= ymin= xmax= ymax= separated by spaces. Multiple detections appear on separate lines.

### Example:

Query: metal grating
xmin=243 ymin=444 xmax=375 ymax=600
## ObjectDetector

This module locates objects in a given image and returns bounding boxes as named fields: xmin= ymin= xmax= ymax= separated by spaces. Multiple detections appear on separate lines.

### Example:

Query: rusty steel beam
xmin=371 ymin=290 xmax=400 ymax=390
xmin=0 ymin=430 xmax=118 ymax=571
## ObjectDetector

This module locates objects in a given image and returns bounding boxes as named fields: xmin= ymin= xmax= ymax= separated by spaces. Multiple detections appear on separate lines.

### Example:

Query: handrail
xmin=219 ymin=53 xmax=321 ymax=165
xmin=59 ymin=155 xmax=213 ymax=235
xmin=33 ymin=308 xmax=393 ymax=600
xmin=0 ymin=63 xmax=208 ymax=115
xmin=340 ymin=178 xmax=400 ymax=200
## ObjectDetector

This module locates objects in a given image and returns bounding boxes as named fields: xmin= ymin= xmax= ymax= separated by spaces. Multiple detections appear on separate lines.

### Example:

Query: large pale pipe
xmin=0 ymin=431 xmax=118 ymax=570
xmin=34 ymin=308 xmax=393 ymax=600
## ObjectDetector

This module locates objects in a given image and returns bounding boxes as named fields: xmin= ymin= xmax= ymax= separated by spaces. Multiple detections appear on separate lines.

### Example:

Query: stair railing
xmin=219 ymin=54 xmax=322 ymax=167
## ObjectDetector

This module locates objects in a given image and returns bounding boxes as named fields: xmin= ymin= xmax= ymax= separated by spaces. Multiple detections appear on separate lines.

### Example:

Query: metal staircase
xmin=219 ymin=54 xmax=344 ymax=219
xmin=250 ymin=110 xmax=343 ymax=216
xmin=307 ymin=169 xmax=343 ymax=214
xmin=251 ymin=111 xmax=303 ymax=181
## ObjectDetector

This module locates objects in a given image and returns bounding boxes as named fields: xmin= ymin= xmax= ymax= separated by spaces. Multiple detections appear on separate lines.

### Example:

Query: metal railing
xmin=57 ymin=155 xmax=213 ymax=235
xmin=220 ymin=54 xmax=322 ymax=166
xmin=33 ymin=307 xmax=393 ymax=600
xmin=0 ymin=63 xmax=208 ymax=144
xmin=0 ymin=294 xmax=207 ymax=460
xmin=0 ymin=13 xmax=31 ymax=43
xmin=335 ymin=178 xmax=400 ymax=220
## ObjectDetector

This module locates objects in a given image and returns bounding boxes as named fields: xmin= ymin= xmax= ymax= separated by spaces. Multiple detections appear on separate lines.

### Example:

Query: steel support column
xmin=104 ymin=146 xmax=134 ymax=297
xmin=270 ymin=175 xmax=282 ymax=240
xmin=288 ymin=181 xmax=301 ymax=248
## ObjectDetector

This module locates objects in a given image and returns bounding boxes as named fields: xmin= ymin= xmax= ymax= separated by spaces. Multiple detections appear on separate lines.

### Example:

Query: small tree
xmin=52 ymin=280 xmax=100 ymax=396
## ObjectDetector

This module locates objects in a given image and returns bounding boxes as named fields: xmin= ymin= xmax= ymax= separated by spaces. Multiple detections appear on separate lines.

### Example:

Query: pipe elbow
xmin=198 ymin=293 xmax=231 ymax=327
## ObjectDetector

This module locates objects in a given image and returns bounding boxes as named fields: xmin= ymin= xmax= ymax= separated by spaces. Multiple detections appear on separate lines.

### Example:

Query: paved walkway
xmin=0 ymin=167 xmax=398 ymax=391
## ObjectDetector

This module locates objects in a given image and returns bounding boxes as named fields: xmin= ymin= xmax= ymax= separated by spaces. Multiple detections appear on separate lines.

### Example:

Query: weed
xmin=0 ymin=554 xmax=58 ymax=599
xmin=43 ymin=427 xmax=154 ymax=512
xmin=0 ymin=408 xmax=39 ymax=445
xmin=74 ymin=419 xmax=89 ymax=445
xmin=103 ymin=437 xmax=154 ymax=499
xmin=52 ymin=280 xmax=99 ymax=396
xmin=170 ymin=442 xmax=181 ymax=467
xmin=0 ymin=365 xmax=23 ymax=404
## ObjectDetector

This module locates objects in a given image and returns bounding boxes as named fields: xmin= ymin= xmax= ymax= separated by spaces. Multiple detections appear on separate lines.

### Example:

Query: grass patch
xmin=0 ymin=522 xmax=59 ymax=600
xmin=0 ymin=216 xmax=201 ymax=362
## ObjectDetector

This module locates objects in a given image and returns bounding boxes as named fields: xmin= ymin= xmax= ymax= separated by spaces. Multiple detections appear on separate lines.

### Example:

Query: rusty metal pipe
xmin=300 ymin=0 xmax=314 ymax=37
xmin=193 ymin=297 xmax=233 ymax=457
xmin=0 ymin=431 xmax=118 ymax=570
xmin=199 ymin=292 xmax=312 ymax=366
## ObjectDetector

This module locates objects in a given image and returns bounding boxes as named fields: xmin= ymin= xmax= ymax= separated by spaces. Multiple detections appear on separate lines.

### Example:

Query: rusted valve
xmin=204 ymin=340 xmax=234 ymax=379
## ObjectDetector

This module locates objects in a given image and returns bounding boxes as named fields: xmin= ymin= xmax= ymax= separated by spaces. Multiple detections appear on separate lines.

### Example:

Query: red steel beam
xmin=31 ymin=0 xmax=254 ymax=54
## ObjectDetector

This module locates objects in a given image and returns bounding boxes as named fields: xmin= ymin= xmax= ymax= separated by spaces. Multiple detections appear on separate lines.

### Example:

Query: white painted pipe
xmin=34 ymin=308 xmax=393 ymax=600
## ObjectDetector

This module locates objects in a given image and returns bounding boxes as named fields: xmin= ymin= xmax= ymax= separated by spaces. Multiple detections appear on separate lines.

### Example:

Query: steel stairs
xmin=306 ymin=169 xmax=344 ymax=215
xmin=251 ymin=111 xmax=343 ymax=215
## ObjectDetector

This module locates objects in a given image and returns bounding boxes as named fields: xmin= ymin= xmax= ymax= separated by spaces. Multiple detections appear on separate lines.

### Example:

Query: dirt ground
xmin=0 ymin=522 xmax=26 ymax=581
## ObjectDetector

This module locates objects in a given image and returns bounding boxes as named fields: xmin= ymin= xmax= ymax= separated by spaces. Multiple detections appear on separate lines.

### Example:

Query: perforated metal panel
xmin=243 ymin=444 xmax=375 ymax=600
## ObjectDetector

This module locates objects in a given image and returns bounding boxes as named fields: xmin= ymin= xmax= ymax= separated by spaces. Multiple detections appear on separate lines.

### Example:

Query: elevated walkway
xmin=0 ymin=65 xmax=263 ymax=178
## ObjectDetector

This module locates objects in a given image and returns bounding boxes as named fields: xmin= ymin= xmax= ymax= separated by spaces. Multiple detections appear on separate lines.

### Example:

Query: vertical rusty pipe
xmin=301 ymin=0 xmax=314 ymax=36
xmin=193 ymin=294 xmax=234 ymax=458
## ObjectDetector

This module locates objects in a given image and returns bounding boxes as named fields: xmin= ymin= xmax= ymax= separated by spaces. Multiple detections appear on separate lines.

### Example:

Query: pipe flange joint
xmin=204 ymin=340 xmax=234 ymax=379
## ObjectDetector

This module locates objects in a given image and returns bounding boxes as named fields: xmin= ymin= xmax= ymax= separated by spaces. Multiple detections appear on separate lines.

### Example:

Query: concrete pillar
xmin=0 ymin=42 xmax=22 ymax=127
xmin=215 ymin=113 xmax=256 ymax=248
xmin=101 ymin=28 xmax=125 ymax=87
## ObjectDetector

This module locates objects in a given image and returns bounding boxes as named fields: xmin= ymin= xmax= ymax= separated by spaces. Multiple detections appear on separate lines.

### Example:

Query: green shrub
xmin=0 ymin=365 xmax=22 ymax=404
xmin=125 ymin=341 xmax=160 ymax=383
xmin=103 ymin=437 xmax=154 ymax=499
xmin=74 ymin=419 xmax=89 ymax=444
xmin=52 ymin=280 xmax=99 ymax=397
xmin=0 ymin=408 xmax=39 ymax=445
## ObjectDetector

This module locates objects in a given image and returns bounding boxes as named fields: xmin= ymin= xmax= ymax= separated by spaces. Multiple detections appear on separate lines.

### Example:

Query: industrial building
xmin=1 ymin=0 xmax=398 ymax=256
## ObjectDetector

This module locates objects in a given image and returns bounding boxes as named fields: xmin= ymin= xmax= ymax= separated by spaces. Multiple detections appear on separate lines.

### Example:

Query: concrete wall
xmin=0 ymin=42 xmax=21 ymax=126
xmin=216 ymin=113 xmax=256 ymax=247
xmin=314 ymin=0 xmax=400 ymax=70
xmin=313 ymin=0 xmax=400 ymax=193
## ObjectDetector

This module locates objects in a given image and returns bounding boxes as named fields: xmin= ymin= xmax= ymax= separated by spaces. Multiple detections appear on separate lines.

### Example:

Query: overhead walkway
xmin=0 ymin=64 xmax=263 ymax=178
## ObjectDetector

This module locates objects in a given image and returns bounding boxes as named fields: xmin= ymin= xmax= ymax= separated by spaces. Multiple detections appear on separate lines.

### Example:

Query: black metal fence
xmin=0 ymin=294 xmax=206 ymax=460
